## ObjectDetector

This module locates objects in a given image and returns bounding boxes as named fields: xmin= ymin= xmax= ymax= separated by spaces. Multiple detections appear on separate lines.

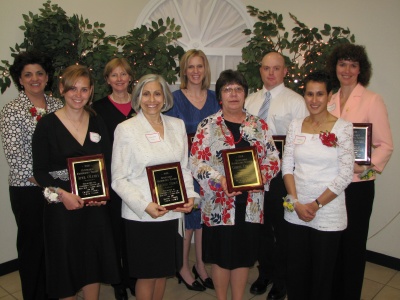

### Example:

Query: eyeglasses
xmin=222 ymin=86 xmax=245 ymax=94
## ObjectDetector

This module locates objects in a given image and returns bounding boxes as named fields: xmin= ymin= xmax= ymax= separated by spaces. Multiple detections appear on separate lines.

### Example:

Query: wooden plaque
xmin=67 ymin=154 xmax=110 ymax=202
xmin=222 ymin=146 xmax=263 ymax=193
xmin=146 ymin=162 xmax=188 ymax=210
xmin=353 ymin=123 xmax=372 ymax=165
xmin=187 ymin=133 xmax=195 ymax=151
xmin=273 ymin=135 xmax=286 ymax=160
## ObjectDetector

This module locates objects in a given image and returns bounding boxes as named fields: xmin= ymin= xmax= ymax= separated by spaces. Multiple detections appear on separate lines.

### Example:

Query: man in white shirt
xmin=245 ymin=52 xmax=308 ymax=300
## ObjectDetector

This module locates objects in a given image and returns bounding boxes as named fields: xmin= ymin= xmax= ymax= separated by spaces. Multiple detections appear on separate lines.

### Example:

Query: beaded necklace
xmin=218 ymin=121 xmax=243 ymax=144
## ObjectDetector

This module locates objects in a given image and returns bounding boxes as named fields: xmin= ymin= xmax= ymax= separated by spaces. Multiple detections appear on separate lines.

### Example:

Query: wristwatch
xmin=315 ymin=199 xmax=323 ymax=208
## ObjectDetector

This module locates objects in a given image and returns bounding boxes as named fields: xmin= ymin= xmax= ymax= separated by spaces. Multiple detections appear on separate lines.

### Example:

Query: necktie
xmin=258 ymin=91 xmax=271 ymax=120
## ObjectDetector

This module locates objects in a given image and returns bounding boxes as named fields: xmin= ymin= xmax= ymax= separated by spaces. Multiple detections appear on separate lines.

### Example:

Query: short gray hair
xmin=131 ymin=74 xmax=173 ymax=112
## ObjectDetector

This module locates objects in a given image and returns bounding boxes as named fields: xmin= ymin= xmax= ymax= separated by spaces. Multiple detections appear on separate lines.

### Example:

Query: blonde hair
xmin=179 ymin=49 xmax=211 ymax=90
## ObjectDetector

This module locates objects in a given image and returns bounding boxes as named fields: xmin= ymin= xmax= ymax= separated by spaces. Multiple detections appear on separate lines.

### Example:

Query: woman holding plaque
xmin=111 ymin=74 xmax=198 ymax=300
xmin=32 ymin=65 xmax=120 ymax=299
xmin=92 ymin=57 xmax=136 ymax=300
xmin=189 ymin=70 xmax=280 ymax=300
xmin=0 ymin=50 xmax=63 ymax=300
xmin=164 ymin=49 xmax=220 ymax=291
xmin=282 ymin=71 xmax=354 ymax=300
xmin=326 ymin=44 xmax=393 ymax=300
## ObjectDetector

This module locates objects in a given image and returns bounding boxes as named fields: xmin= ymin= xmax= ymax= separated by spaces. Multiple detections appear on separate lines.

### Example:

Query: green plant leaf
xmin=240 ymin=8 xmax=355 ymax=94
xmin=1 ymin=1 xmax=355 ymax=97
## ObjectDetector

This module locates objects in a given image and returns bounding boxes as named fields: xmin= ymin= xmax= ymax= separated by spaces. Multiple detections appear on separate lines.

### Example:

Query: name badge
xmin=294 ymin=135 xmax=306 ymax=145
xmin=146 ymin=132 xmax=161 ymax=143
xmin=327 ymin=103 xmax=336 ymax=112
xmin=90 ymin=132 xmax=101 ymax=143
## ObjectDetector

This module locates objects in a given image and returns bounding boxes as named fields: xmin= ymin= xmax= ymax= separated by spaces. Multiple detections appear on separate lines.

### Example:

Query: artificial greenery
xmin=238 ymin=6 xmax=356 ymax=93
xmin=0 ymin=2 xmax=356 ymax=98
xmin=118 ymin=18 xmax=184 ymax=86
xmin=0 ymin=1 xmax=184 ymax=99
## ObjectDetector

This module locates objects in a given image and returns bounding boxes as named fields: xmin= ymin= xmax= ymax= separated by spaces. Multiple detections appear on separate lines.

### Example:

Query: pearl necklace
xmin=148 ymin=118 xmax=163 ymax=125
xmin=110 ymin=93 xmax=131 ymax=104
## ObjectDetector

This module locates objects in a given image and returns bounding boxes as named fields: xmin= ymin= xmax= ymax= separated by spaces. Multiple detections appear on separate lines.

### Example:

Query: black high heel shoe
xmin=192 ymin=265 xmax=215 ymax=289
xmin=176 ymin=272 xmax=206 ymax=291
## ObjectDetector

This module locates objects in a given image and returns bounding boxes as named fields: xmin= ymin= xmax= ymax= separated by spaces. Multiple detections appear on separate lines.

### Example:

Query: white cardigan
xmin=112 ymin=111 xmax=199 ymax=222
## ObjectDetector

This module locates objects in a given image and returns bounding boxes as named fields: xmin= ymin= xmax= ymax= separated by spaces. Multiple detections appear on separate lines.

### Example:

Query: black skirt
xmin=44 ymin=204 xmax=120 ymax=298
xmin=202 ymin=201 xmax=261 ymax=270
xmin=125 ymin=219 xmax=181 ymax=278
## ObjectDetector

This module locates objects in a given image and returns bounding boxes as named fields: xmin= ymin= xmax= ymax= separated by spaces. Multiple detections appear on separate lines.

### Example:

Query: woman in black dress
xmin=92 ymin=57 xmax=136 ymax=300
xmin=32 ymin=65 xmax=120 ymax=299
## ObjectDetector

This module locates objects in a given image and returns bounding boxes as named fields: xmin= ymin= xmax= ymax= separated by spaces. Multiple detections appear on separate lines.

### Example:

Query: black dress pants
xmin=333 ymin=180 xmax=375 ymax=300
xmin=286 ymin=222 xmax=341 ymax=300
xmin=108 ymin=189 xmax=136 ymax=289
xmin=9 ymin=186 xmax=48 ymax=300
xmin=257 ymin=173 xmax=287 ymax=288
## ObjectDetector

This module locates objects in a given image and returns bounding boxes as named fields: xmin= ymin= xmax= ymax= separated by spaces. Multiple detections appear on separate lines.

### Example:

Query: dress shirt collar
xmin=263 ymin=83 xmax=285 ymax=100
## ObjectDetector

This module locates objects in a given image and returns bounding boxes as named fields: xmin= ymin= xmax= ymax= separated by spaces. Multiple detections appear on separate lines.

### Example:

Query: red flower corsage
xmin=29 ymin=107 xmax=47 ymax=124
xmin=319 ymin=131 xmax=338 ymax=147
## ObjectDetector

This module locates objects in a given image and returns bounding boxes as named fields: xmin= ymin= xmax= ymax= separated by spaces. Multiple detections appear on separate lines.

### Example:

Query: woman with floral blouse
xmin=0 ymin=50 xmax=63 ymax=300
xmin=189 ymin=70 xmax=280 ymax=300
xmin=282 ymin=71 xmax=354 ymax=300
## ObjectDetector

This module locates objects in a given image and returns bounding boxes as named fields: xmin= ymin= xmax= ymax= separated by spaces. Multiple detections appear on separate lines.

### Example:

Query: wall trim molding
xmin=0 ymin=259 xmax=18 ymax=277
xmin=366 ymin=250 xmax=400 ymax=271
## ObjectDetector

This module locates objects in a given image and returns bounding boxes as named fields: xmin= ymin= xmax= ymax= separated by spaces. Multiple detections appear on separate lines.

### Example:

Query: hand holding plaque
xmin=146 ymin=162 xmax=188 ymax=210
xmin=222 ymin=146 xmax=263 ymax=193
xmin=67 ymin=154 xmax=110 ymax=202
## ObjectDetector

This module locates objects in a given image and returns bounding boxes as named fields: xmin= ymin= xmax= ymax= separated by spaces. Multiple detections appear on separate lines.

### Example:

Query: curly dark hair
xmin=304 ymin=71 xmax=332 ymax=94
xmin=9 ymin=50 xmax=54 ymax=91
xmin=326 ymin=44 xmax=372 ymax=88
xmin=215 ymin=69 xmax=248 ymax=101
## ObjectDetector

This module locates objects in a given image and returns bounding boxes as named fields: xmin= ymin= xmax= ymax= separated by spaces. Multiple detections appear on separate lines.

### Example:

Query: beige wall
xmin=0 ymin=0 xmax=399 ymax=265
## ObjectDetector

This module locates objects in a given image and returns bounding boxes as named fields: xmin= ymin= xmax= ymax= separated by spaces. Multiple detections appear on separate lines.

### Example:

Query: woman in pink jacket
xmin=326 ymin=44 xmax=393 ymax=300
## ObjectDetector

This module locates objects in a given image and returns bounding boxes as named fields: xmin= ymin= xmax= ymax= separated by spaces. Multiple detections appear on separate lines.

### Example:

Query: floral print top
xmin=0 ymin=91 xmax=63 ymax=186
xmin=189 ymin=110 xmax=280 ymax=226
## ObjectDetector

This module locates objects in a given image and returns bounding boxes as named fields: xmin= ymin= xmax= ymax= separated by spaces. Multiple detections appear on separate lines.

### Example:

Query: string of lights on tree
xmin=0 ymin=1 xmax=355 ymax=98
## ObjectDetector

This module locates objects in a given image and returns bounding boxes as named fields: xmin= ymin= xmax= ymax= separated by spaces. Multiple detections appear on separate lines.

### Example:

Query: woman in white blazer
xmin=112 ymin=74 xmax=198 ymax=300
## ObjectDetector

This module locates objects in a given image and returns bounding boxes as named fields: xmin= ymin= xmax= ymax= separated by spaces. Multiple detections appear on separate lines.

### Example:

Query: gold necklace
xmin=184 ymin=89 xmax=206 ymax=103
xmin=64 ymin=109 xmax=83 ymax=131
xmin=309 ymin=116 xmax=327 ymax=133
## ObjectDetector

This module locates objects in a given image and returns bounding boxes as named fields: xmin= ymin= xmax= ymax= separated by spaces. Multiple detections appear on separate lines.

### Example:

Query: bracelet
xmin=283 ymin=195 xmax=298 ymax=212
xmin=315 ymin=199 xmax=323 ymax=208
xmin=43 ymin=187 xmax=62 ymax=203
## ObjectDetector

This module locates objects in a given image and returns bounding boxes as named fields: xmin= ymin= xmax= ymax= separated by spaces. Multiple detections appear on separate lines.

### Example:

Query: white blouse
xmin=282 ymin=117 xmax=354 ymax=231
